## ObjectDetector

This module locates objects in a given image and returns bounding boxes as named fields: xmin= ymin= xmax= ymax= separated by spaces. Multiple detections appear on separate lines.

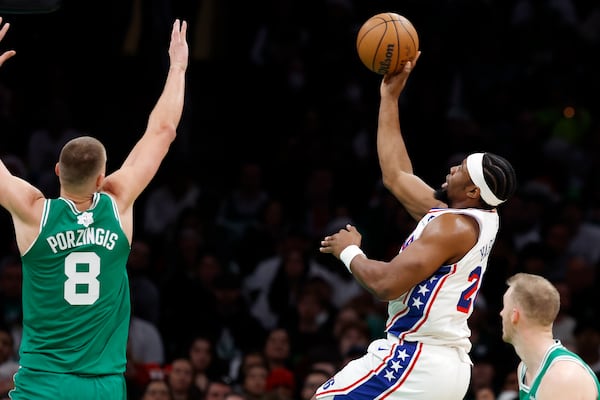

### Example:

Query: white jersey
xmin=385 ymin=207 xmax=499 ymax=352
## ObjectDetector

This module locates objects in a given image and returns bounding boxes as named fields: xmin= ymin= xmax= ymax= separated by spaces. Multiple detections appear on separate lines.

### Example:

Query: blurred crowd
xmin=1 ymin=0 xmax=600 ymax=399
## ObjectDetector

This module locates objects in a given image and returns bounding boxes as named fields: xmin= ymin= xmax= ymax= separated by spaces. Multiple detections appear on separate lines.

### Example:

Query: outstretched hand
xmin=169 ymin=19 xmax=189 ymax=71
xmin=0 ymin=17 xmax=16 ymax=67
xmin=380 ymin=51 xmax=421 ymax=100
xmin=319 ymin=224 xmax=362 ymax=259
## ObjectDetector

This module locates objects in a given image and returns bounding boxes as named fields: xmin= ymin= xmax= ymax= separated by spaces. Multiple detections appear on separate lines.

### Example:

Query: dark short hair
xmin=481 ymin=153 xmax=517 ymax=208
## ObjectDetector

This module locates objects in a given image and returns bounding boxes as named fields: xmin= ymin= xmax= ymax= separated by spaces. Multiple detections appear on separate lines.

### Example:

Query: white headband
xmin=466 ymin=153 xmax=504 ymax=206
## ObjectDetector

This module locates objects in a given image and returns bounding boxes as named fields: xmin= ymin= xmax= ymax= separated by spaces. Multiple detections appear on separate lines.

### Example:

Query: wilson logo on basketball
xmin=377 ymin=44 xmax=395 ymax=74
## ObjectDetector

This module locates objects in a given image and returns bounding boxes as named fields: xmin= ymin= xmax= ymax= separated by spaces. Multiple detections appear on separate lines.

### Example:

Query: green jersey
xmin=518 ymin=341 xmax=600 ymax=399
xmin=19 ymin=193 xmax=131 ymax=375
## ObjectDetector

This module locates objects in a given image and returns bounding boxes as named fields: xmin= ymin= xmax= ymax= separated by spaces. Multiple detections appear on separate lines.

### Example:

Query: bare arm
xmin=377 ymin=52 xmax=445 ymax=221
xmin=536 ymin=361 xmax=599 ymax=400
xmin=0 ymin=162 xmax=46 ymax=252
xmin=320 ymin=214 xmax=477 ymax=300
xmin=0 ymin=17 xmax=46 ymax=252
xmin=101 ymin=19 xmax=189 ymax=212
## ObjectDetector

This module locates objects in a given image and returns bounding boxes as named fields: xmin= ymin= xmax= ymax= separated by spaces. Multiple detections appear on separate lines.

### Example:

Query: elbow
xmin=380 ymin=173 xmax=396 ymax=192
xmin=157 ymin=122 xmax=178 ymax=142
xmin=374 ymin=287 xmax=397 ymax=302
xmin=367 ymin=280 xmax=397 ymax=301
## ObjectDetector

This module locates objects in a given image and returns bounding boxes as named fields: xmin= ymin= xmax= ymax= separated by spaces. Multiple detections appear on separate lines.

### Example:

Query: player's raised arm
xmin=377 ymin=53 xmax=445 ymax=221
xmin=0 ymin=16 xmax=46 ymax=252
xmin=102 ymin=19 xmax=189 ymax=209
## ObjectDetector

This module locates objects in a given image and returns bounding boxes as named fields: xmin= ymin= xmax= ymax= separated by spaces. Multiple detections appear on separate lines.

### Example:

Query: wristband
xmin=339 ymin=245 xmax=365 ymax=273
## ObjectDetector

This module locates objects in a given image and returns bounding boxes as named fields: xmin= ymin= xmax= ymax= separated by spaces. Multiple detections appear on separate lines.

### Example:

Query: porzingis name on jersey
xmin=46 ymin=227 xmax=119 ymax=254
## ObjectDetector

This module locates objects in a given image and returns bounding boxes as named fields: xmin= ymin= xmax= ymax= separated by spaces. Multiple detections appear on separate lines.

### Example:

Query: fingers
xmin=172 ymin=19 xmax=188 ymax=40
xmin=345 ymin=224 xmax=356 ymax=233
xmin=319 ymin=237 xmax=333 ymax=254
xmin=0 ymin=18 xmax=10 ymax=41
xmin=180 ymin=20 xmax=187 ymax=38
xmin=411 ymin=50 xmax=421 ymax=66
xmin=319 ymin=245 xmax=333 ymax=254
xmin=0 ymin=50 xmax=16 ymax=67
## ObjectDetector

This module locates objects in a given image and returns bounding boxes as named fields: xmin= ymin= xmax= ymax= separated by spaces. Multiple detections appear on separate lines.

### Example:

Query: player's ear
xmin=54 ymin=163 xmax=60 ymax=177
xmin=466 ymin=185 xmax=479 ymax=200
xmin=511 ymin=308 xmax=520 ymax=324
xmin=95 ymin=173 xmax=105 ymax=189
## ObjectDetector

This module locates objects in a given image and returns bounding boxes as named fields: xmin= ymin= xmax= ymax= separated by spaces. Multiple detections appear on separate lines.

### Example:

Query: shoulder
xmin=424 ymin=210 xmax=479 ymax=239
xmin=537 ymin=358 xmax=598 ymax=398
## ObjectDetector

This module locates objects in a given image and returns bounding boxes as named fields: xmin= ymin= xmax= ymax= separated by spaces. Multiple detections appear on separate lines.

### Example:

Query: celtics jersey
xmin=518 ymin=341 xmax=600 ymax=399
xmin=19 ymin=193 xmax=131 ymax=375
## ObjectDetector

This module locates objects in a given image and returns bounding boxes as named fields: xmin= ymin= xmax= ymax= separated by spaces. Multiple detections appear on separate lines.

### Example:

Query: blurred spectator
xmin=141 ymin=379 xmax=173 ymax=400
xmin=128 ymin=238 xmax=161 ymax=325
xmin=298 ymin=368 xmax=330 ymax=400
xmin=204 ymin=378 xmax=234 ymax=400
xmin=165 ymin=358 xmax=204 ymax=400
xmin=466 ymin=360 xmax=496 ymax=400
xmin=301 ymin=166 xmax=336 ymax=241
xmin=187 ymin=335 xmax=223 ymax=394
xmin=564 ymin=255 xmax=599 ymax=322
xmin=263 ymin=328 xmax=292 ymax=372
xmin=26 ymin=96 xmax=81 ymax=197
xmin=264 ymin=367 xmax=294 ymax=400
xmin=558 ymin=199 xmax=600 ymax=266
xmin=0 ymin=325 xmax=18 ymax=399
xmin=536 ymin=216 xmax=575 ymax=280
xmin=335 ymin=320 xmax=370 ymax=367
xmin=209 ymin=273 xmax=266 ymax=374
xmin=358 ymin=183 xmax=417 ymax=260
xmin=573 ymin=317 xmax=600 ymax=379
xmin=279 ymin=279 xmax=335 ymax=366
xmin=230 ymin=350 xmax=268 ymax=391
xmin=239 ymin=363 xmax=269 ymax=400
xmin=224 ymin=394 xmax=247 ymax=400
xmin=243 ymin=230 xmax=361 ymax=330
xmin=128 ymin=314 xmax=165 ymax=367
xmin=126 ymin=311 xmax=166 ymax=399
xmin=551 ymin=279 xmax=577 ymax=350
xmin=468 ymin=295 xmax=504 ymax=363
xmin=159 ymin=240 xmax=219 ymax=359
xmin=234 ymin=199 xmax=289 ymax=278
xmin=473 ymin=386 xmax=496 ymax=400
xmin=216 ymin=161 xmax=269 ymax=244
xmin=496 ymin=370 xmax=519 ymax=400
xmin=0 ymin=255 xmax=22 ymax=353
xmin=143 ymin=162 xmax=201 ymax=240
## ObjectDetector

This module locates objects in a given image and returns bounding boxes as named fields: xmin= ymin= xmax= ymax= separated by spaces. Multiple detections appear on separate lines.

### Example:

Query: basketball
xmin=356 ymin=12 xmax=419 ymax=75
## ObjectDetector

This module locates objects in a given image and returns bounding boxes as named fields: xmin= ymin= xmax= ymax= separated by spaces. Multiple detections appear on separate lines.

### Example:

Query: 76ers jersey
xmin=385 ymin=208 xmax=499 ymax=352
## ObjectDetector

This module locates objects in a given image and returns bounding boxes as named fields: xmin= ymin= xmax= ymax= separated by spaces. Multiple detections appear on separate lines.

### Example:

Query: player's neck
xmin=61 ymin=190 xmax=95 ymax=211
xmin=516 ymin=330 xmax=556 ymax=373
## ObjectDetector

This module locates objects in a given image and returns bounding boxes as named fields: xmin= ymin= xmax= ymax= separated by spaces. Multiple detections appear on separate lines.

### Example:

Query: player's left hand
xmin=319 ymin=224 xmax=362 ymax=259
xmin=380 ymin=50 xmax=421 ymax=99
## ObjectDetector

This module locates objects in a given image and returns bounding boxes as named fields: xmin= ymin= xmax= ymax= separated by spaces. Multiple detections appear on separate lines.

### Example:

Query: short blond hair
xmin=506 ymin=273 xmax=560 ymax=326
xmin=58 ymin=136 xmax=106 ymax=188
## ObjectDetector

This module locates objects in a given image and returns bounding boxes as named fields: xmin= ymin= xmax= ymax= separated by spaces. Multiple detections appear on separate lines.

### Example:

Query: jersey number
xmin=456 ymin=266 xmax=482 ymax=313
xmin=64 ymin=252 xmax=100 ymax=305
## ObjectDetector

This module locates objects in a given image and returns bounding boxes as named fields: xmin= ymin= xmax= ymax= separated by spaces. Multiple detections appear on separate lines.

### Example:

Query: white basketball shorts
xmin=314 ymin=337 xmax=471 ymax=400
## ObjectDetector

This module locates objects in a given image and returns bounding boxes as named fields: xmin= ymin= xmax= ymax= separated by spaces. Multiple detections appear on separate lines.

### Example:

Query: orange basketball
xmin=356 ymin=12 xmax=419 ymax=75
